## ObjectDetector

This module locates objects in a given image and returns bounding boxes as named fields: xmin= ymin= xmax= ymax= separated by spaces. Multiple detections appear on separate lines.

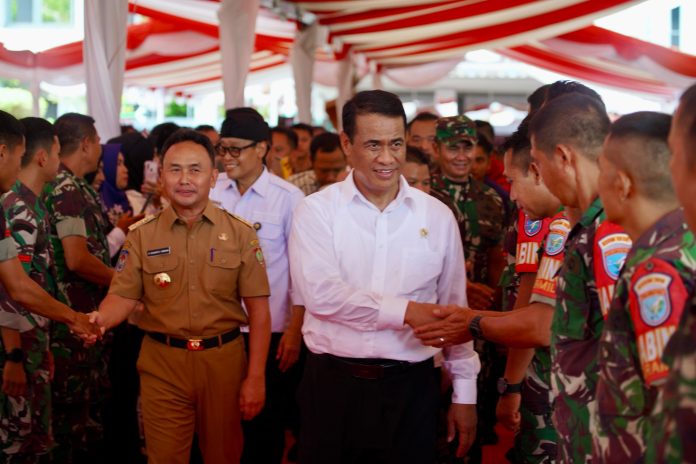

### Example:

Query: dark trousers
xmin=298 ymin=352 xmax=439 ymax=464
xmin=240 ymin=332 xmax=286 ymax=464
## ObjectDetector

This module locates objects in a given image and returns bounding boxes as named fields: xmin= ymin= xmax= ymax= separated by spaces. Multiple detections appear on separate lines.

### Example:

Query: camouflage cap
xmin=436 ymin=115 xmax=477 ymax=143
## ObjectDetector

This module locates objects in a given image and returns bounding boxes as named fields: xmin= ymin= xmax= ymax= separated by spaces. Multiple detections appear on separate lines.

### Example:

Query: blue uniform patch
xmin=524 ymin=218 xmax=542 ymax=237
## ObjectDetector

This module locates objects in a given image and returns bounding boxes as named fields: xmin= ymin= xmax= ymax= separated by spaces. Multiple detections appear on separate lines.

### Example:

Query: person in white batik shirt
xmin=208 ymin=107 xmax=304 ymax=464
xmin=289 ymin=90 xmax=479 ymax=464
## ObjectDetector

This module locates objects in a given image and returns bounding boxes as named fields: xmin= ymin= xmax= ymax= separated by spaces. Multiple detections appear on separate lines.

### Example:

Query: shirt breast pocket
xmin=250 ymin=213 xmax=284 ymax=257
xmin=206 ymin=250 xmax=242 ymax=300
xmin=399 ymin=249 xmax=443 ymax=298
xmin=143 ymin=255 xmax=180 ymax=299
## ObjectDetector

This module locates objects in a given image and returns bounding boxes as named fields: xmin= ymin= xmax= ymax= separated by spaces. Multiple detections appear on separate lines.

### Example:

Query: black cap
xmin=220 ymin=107 xmax=270 ymax=142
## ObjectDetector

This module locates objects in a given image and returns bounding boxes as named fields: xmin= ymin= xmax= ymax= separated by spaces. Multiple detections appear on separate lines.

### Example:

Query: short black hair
xmin=476 ymin=135 xmax=493 ymax=156
xmin=529 ymin=93 xmax=610 ymax=161
xmin=291 ymin=123 xmax=313 ymax=137
xmin=0 ymin=110 xmax=25 ymax=153
xmin=504 ymin=122 xmax=532 ymax=174
xmin=407 ymin=112 xmax=438 ymax=131
xmin=310 ymin=132 xmax=342 ymax=163
xmin=607 ymin=111 xmax=674 ymax=202
xmin=677 ymin=83 xmax=696 ymax=167
xmin=406 ymin=146 xmax=430 ymax=166
xmin=545 ymin=80 xmax=604 ymax=109
xmin=474 ymin=120 xmax=495 ymax=145
xmin=20 ymin=117 xmax=56 ymax=167
xmin=160 ymin=128 xmax=215 ymax=166
xmin=271 ymin=127 xmax=298 ymax=150
xmin=195 ymin=124 xmax=217 ymax=132
xmin=342 ymin=90 xmax=406 ymax=142
xmin=149 ymin=122 xmax=180 ymax=155
xmin=54 ymin=112 xmax=96 ymax=156
xmin=527 ymin=84 xmax=551 ymax=113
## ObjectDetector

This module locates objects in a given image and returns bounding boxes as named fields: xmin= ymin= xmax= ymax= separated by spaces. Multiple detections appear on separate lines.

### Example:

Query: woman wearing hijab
xmin=108 ymin=131 xmax=163 ymax=215
xmin=99 ymin=143 xmax=132 ymax=226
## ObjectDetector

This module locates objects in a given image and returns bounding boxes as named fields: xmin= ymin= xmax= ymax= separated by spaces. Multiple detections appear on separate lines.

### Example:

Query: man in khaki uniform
xmin=92 ymin=129 xmax=271 ymax=464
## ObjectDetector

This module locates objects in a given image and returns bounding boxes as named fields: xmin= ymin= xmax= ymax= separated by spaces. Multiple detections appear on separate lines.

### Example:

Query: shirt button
xmin=189 ymin=260 xmax=195 ymax=264
xmin=221 ymin=258 xmax=227 ymax=263
xmin=190 ymin=285 xmax=196 ymax=290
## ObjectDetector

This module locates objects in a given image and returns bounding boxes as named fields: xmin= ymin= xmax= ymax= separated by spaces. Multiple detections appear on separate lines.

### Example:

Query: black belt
xmin=320 ymin=353 xmax=433 ymax=380
xmin=147 ymin=328 xmax=240 ymax=351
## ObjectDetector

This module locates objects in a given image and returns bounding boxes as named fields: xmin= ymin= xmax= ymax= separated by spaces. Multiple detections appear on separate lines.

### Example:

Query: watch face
xmin=496 ymin=377 xmax=507 ymax=394
xmin=7 ymin=348 xmax=23 ymax=363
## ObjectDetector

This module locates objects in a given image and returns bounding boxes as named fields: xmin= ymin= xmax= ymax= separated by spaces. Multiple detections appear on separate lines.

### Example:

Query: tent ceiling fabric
xmin=0 ymin=0 xmax=694 ymax=96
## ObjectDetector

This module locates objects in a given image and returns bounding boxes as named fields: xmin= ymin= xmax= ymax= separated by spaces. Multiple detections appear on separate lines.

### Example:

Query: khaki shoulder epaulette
xmin=128 ymin=214 xmax=158 ymax=231
xmin=220 ymin=209 xmax=253 ymax=228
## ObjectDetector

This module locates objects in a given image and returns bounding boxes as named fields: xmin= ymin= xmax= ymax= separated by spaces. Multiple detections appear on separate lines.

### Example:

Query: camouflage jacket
xmin=430 ymin=174 xmax=504 ymax=283
xmin=647 ymin=271 xmax=696 ymax=462
xmin=594 ymin=208 xmax=696 ymax=462
xmin=0 ymin=181 xmax=55 ymax=331
xmin=499 ymin=208 xmax=521 ymax=312
xmin=43 ymin=164 xmax=111 ymax=312
xmin=551 ymin=197 xmax=630 ymax=463
xmin=524 ymin=210 xmax=570 ymax=414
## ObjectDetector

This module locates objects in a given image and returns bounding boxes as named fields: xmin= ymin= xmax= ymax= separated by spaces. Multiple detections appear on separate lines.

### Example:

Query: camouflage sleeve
xmin=0 ymin=204 xmax=17 ymax=262
xmin=4 ymin=197 xmax=38 ymax=274
xmin=47 ymin=177 xmax=89 ymax=239
xmin=628 ymin=258 xmax=688 ymax=386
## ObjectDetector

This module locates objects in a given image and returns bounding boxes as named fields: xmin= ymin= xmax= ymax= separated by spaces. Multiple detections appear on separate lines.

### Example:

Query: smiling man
xmin=289 ymin=90 xmax=479 ymax=463
xmin=209 ymin=108 xmax=304 ymax=464
xmin=91 ymin=129 xmax=271 ymax=464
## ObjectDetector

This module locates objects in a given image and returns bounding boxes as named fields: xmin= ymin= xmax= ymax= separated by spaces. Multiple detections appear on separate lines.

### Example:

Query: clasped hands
xmin=406 ymin=302 xmax=477 ymax=348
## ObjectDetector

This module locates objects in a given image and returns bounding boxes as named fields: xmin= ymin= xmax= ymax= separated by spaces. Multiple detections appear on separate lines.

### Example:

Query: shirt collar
xmin=161 ymin=200 xmax=219 ymax=228
xmin=568 ymin=196 xmax=604 ymax=240
xmin=220 ymin=167 xmax=269 ymax=198
xmin=632 ymin=208 xmax=687 ymax=251
xmin=339 ymin=171 xmax=416 ymax=211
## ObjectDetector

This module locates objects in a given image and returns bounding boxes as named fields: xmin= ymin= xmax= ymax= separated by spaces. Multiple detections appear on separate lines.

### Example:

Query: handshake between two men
xmin=405 ymin=302 xmax=478 ymax=348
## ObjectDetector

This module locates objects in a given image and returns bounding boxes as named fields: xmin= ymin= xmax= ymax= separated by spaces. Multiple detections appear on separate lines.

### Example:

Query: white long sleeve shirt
xmin=210 ymin=167 xmax=304 ymax=332
xmin=289 ymin=172 xmax=480 ymax=403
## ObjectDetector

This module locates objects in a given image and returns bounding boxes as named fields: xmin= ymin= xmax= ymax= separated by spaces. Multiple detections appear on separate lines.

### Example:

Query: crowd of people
xmin=0 ymin=78 xmax=694 ymax=464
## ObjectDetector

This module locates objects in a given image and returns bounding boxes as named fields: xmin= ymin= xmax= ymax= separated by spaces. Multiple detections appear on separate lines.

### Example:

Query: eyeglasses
xmin=215 ymin=141 xmax=257 ymax=158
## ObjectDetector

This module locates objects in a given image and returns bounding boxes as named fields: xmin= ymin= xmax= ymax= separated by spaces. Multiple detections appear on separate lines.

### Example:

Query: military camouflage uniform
xmin=432 ymin=116 xmax=505 ymax=463
xmin=499 ymin=208 xmax=521 ymax=313
xmin=594 ymin=208 xmax=695 ymax=462
xmin=507 ymin=211 xmax=568 ymax=464
xmin=551 ymin=198 xmax=630 ymax=463
xmin=43 ymin=164 xmax=112 ymax=462
xmin=0 ymin=182 xmax=55 ymax=462
xmin=648 ymin=287 xmax=696 ymax=463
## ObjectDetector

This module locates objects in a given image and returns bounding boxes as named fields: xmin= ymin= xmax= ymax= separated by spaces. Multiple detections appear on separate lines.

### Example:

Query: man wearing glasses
xmin=430 ymin=115 xmax=506 ymax=462
xmin=209 ymin=108 xmax=305 ymax=463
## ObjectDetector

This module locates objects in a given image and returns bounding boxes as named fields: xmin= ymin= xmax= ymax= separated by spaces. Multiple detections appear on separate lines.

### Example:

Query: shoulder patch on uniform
xmin=128 ymin=214 xmax=157 ymax=231
xmin=116 ymin=249 xmax=129 ymax=272
xmin=524 ymin=218 xmax=543 ymax=237
xmin=632 ymin=259 xmax=686 ymax=328
xmin=544 ymin=217 xmax=571 ymax=256
xmin=597 ymin=233 xmax=631 ymax=280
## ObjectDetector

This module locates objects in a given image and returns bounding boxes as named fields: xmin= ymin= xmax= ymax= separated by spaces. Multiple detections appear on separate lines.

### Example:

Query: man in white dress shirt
xmin=209 ymin=108 xmax=305 ymax=463
xmin=288 ymin=90 xmax=480 ymax=464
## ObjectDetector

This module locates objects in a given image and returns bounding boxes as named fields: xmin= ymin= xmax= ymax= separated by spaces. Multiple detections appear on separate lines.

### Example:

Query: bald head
xmin=605 ymin=111 xmax=674 ymax=202
xmin=529 ymin=93 xmax=610 ymax=161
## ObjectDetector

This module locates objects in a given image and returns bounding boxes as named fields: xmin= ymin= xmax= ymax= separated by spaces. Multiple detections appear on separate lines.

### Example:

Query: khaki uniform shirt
xmin=109 ymin=201 xmax=270 ymax=338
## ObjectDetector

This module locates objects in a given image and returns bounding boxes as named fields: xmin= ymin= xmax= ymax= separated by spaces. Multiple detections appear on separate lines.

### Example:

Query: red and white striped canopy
xmin=0 ymin=0 xmax=694 ymax=96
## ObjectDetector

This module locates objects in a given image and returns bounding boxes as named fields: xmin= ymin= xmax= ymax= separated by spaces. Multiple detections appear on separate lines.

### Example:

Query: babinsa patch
xmin=598 ymin=233 xmax=631 ymax=280
xmin=544 ymin=218 xmax=570 ymax=256
xmin=634 ymin=272 xmax=672 ymax=327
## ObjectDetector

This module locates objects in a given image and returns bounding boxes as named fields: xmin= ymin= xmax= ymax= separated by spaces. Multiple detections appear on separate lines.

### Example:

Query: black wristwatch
xmin=6 ymin=348 xmax=24 ymax=363
xmin=469 ymin=315 xmax=484 ymax=340
xmin=497 ymin=377 xmax=522 ymax=395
